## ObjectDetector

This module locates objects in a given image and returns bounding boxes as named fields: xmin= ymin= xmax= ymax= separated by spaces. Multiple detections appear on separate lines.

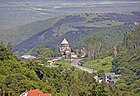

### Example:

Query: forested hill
xmin=0 ymin=42 xmax=115 ymax=96
xmin=111 ymin=27 xmax=140 ymax=96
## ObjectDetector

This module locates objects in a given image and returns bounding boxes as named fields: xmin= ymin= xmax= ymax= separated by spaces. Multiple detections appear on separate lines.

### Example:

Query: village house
xmin=134 ymin=20 xmax=140 ymax=26
xmin=59 ymin=38 xmax=71 ymax=58
xmin=71 ymin=52 xmax=77 ymax=58
xmin=104 ymin=73 xmax=120 ymax=84
xmin=20 ymin=89 xmax=51 ymax=96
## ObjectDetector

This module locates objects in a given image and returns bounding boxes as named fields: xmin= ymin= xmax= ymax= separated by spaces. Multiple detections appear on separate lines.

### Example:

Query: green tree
xmin=84 ymin=37 xmax=105 ymax=59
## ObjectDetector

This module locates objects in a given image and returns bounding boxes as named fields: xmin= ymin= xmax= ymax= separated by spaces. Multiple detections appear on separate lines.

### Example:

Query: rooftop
xmin=105 ymin=73 xmax=115 ymax=76
xmin=21 ymin=55 xmax=36 ymax=59
xmin=20 ymin=89 xmax=51 ymax=96
xmin=61 ymin=38 xmax=69 ymax=44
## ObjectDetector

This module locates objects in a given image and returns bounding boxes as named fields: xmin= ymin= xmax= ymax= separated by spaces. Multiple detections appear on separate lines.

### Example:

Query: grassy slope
xmin=83 ymin=56 xmax=113 ymax=72
xmin=1 ymin=12 xmax=135 ymax=46
xmin=51 ymin=12 xmax=136 ymax=49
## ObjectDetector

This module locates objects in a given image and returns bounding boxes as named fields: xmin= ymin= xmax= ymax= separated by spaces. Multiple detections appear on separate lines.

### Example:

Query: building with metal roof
xmin=21 ymin=55 xmax=36 ymax=60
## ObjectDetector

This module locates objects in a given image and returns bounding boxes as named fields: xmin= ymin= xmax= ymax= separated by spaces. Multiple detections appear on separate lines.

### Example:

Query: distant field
xmin=93 ymin=20 xmax=124 ymax=27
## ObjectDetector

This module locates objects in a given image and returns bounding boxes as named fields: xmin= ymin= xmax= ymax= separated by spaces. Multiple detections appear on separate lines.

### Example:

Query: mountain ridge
xmin=12 ymin=12 xmax=140 ymax=55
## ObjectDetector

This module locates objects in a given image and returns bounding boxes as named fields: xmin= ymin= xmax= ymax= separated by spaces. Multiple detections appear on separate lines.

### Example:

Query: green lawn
xmin=83 ymin=56 xmax=113 ymax=72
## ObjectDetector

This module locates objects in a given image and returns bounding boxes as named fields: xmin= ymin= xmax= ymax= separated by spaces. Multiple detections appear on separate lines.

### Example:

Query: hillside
xmin=0 ymin=43 xmax=115 ymax=96
xmin=0 ymin=27 xmax=140 ymax=96
xmin=12 ymin=12 xmax=140 ymax=55
xmin=111 ymin=27 xmax=140 ymax=96
xmin=0 ymin=17 xmax=62 ymax=45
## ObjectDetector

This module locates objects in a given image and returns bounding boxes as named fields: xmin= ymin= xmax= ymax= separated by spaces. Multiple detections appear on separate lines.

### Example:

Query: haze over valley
xmin=0 ymin=0 xmax=140 ymax=54
xmin=0 ymin=0 xmax=140 ymax=30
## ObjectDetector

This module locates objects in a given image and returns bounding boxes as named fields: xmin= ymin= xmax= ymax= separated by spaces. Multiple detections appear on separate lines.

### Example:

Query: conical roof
xmin=61 ymin=38 xmax=69 ymax=44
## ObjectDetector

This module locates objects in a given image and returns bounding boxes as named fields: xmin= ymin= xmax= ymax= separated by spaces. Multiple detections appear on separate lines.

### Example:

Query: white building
xmin=21 ymin=55 xmax=36 ymax=60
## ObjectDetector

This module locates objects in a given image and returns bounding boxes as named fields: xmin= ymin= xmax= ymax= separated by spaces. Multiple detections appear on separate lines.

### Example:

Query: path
xmin=71 ymin=59 xmax=94 ymax=73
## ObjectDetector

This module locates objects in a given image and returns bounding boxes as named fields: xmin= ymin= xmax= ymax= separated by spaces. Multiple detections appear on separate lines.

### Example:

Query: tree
xmin=84 ymin=37 xmax=105 ymax=58
xmin=7 ymin=42 xmax=12 ymax=52
xmin=35 ymin=45 xmax=56 ymax=64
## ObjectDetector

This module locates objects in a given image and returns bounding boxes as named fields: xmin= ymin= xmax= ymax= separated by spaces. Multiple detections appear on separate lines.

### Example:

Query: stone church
xmin=59 ymin=38 xmax=71 ymax=57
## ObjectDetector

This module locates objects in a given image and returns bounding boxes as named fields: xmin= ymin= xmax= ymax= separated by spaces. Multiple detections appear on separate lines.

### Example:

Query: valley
xmin=0 ymin=0 xmax=140 ymax=30
xmin=0 ymin=0 xmax=140 ymax=96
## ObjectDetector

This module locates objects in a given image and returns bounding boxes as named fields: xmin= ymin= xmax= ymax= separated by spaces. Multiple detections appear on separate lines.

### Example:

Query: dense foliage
xmin=0 ymin=43 xmax=115 ymax=96
xmin=84 ymin=37 xmax=106 ymax=58
xmin=111 ymin=27 xmax=140 ymax=96
xmin=33 ymin=46 xmax=57 ymax=64
xmin=0 ymin=27 xmax=140 ymax=96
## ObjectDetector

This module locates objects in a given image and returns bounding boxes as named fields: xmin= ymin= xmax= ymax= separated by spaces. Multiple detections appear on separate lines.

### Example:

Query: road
xmin=71 ymin=59 xmax=94 ymax=73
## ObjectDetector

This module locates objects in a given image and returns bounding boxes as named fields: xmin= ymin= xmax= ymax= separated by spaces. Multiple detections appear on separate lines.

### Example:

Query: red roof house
xmin=20 ymin=89 xmax=51 ymax=96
